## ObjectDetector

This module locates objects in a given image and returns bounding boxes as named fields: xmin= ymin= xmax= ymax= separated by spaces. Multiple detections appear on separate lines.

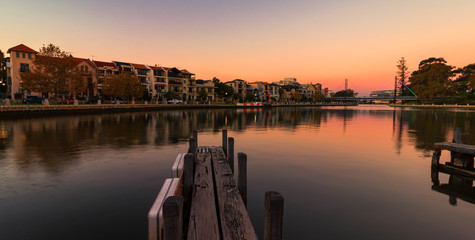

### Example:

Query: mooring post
xmin=183 ymin=153 xmax=194 ymax=235
xmin=163 ymin=196 xmax=183 ymax=240
xmin=193 ymin=130 xmax=198 ymax=148
xmin=189 ymin=138 xmax=196 ymax=155
xmin=453 ymin=127 xmax=462 ymax=143
xmin=264 ymin=191 xmax=284 ymax=240
xmin=222 ymin=129 xmax=228 ymax=156
xmin=238 ymin=152 xmax=247 ymax=207
xmin=431 ymin=149 xmax=441 ymax=170
xmin=228 ymin=137 xmax=235 ymax=174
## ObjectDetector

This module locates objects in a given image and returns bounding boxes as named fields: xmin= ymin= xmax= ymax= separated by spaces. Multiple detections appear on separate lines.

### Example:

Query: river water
xmin=1 ymin=105 xmax=475 ymax=239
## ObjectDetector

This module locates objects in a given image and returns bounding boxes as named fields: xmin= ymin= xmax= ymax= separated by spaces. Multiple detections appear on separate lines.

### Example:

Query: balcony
xmin=81 ymin=71 xmax=92 ymax=76
xmin=155 ymin=78 xmax=166 ymax=83
xmin=168 ymin=80 xmax=183 ymax=85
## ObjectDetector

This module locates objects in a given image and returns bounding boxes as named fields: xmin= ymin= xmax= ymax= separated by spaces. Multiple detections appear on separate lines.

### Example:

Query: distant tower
xmin=345 ymin=79 xmax=348 ymax=90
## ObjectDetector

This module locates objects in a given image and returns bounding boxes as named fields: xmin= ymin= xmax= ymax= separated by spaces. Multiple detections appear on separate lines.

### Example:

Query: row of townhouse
xmin=4 ymin=44 xmax=215 ymax=101
xmin=225 ymin=78 xmax=326 ymax=102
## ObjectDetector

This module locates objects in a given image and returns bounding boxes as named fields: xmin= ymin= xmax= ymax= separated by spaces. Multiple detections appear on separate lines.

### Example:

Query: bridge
xmin=330 ymin=96 xmax=418 ymax=102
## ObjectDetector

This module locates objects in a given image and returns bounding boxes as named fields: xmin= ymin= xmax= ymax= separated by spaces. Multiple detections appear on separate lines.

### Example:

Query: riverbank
xmin=390 ymin=104 xmax=475 ymax=109
xmin=0 ymin=103 xmax=357 ymax=117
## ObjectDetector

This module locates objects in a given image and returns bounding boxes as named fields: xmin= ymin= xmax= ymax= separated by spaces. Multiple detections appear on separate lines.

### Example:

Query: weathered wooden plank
xmin=171 ymin=153 xmax=186 ymax=178
xmin=211 ymin=147 xmax=258 ymax=240
xmin=163 ymin=196 xmax=183 ymax=240
xmin=438 ymin=164 xmax=475 ymax=179
xmin=434 ymin=142 xmax=475 ymax=156
xmin=148 ymin=178 xmax=182 ymax=240
xmin=187 ymin=147 xmax=220 ymax=240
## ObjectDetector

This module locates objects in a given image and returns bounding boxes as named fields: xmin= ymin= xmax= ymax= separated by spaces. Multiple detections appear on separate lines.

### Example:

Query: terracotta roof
xmin=7 ymin=44 xmax=37 ymax=54
xmin=93 ymin=60 xmax=117 ymax=69
xmin=149 ymin=66 xmax=164 ymax=70
xmin=131 ymin=63 xmax=148 ymax=69
xmin=180 ymin=69 xmax=194 ymax=75
xmin=73 ymin=57 xmax=94 ymax=68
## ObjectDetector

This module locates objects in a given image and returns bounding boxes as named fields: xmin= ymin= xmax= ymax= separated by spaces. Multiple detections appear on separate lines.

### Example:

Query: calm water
xmin=1 ymin=105 xmax=475 ymax=239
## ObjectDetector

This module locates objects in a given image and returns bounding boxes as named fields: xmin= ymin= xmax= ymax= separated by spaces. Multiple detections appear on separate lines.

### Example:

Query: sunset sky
xmin=1 ymin=0 xmax=474 ymax=96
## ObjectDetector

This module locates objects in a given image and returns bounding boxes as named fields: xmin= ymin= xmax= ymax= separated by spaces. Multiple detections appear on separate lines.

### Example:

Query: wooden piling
xmin=163 ymin=196 xmax=183 ymax=240
xmin=222 ymin=129 xmax=228 ymax=156
xmin=228 ymin=137 xmax=235 ymax=174
xmin=183 ymin=153 xmax=194 ymax=235
xmin=453 ymin=127 xmax=462 ymax=143
xmin=432 ymin=149 xmax=441 ymax=170
xmin=193 ymin=130 xmax=198 ymax=148
xmin=189 ymin=138 xmax=196 ymax=155
xmin=264 ymin=191 xmax=284 ymax=240
xmin=238 ymin=152 xmax=248 ymax=207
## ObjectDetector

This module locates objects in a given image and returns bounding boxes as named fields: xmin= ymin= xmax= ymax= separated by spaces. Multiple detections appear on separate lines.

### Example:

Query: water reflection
xmin=432 ymin=170 xmax=475 ymax=206
xmin=2 ymin=107 xmax=475 ymax=174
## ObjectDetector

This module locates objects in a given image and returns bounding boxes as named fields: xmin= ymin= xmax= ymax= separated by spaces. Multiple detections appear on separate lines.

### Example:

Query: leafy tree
xmin=397 ymin=57 xmax=411 ymax=96
xmin=292 ymin=91 xmax=302 ymax=101
xmin=142 ymin=89 xmax=152 ymax=101
xmin=246 ymin=92 xmax=256 ymax=102
xmin=409 ymin=57 xmax=454 ymax=100
xmin=0 ymin=50 xmax=6 ymax=93
xmin=213 ymin=77 xmax=234 ymax=98
xmin=313 ymin=91 xmax=325 ymax=102
xmin=453 ymin=63 xmax=475 ymax=93
xmin=197 ymin=88 xmax=208 ymax=101
xmin=102 ymin=72 xmax=144 ymax=99
xmin=20 ymin=44 xmax=85 ymax=98
xmin=233 ymin=92 xmax=243 ymax=103
xmin=334 ymin=89 xmax=357 ymax=97
xmin=164 ymin=91 xmax=176 ymax=100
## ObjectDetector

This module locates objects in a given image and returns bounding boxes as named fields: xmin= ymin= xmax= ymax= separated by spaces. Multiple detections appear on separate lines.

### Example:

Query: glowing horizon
xmin=1 ymin=0 xmax=474 ymax=96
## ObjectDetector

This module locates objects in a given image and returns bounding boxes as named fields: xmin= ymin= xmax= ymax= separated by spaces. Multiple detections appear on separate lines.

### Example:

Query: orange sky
xmin=1 ymin=0 xmax=474 ymax=96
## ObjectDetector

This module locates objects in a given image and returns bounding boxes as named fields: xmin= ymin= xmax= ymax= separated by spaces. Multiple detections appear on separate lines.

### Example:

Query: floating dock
xmin=148 ymin=130 xmax=284 ymax=240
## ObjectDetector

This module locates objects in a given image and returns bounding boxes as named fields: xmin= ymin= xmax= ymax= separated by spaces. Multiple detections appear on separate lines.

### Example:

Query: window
xmin=28 ymin=53 xmax=32 ymax=59
xmin=22 ymin=52 xmax=25 ymax=58
xmin=20 ymin=63 xmax=29 ymax=72
xmin=208 ymin=88 xmax=212 ymax=93
xmin=184 ymin=87 xmax=186 ymax=90
xmin=85 ymin=66 xmax=88 ymax=72
xmin=16 ymin=52 xmax=20 ymax=58
xmin=184 ymin=80 xmax=186 ymax=84
xmin=81 ymin=66 xmax=84 ymax=72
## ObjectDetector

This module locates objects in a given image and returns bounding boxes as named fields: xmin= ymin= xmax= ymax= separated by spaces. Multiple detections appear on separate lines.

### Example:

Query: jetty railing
xmin=148 ymin=129 xmax=284 ymax=240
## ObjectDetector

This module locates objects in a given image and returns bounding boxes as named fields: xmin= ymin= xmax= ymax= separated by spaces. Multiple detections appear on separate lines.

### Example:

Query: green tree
xmin=233 ymin=92 xmax=243 ymax=103
xmin=397 ymin=57 xmax=411 ymax=96
xmin=102 ymin=72 xmax=144 ymax=99
xmin=334 ymin=89 xmax=357 ymax=97
xmin=197 ymin=88 xmax=208 ymax=101
xmin=313 ymin=91 xmax=325 ymax=102
xmin=0 ymin=50 xmax=6 ymax=93
xmin=21 ymin=44 xmax=84 ymax=98
xmin=164 ymin=91 xmax=176 ymax=100
xmin=453 ymin=63 xmax=475 ymax=93
xmin=409 ymin=57 xmax=454 ymax=100
xmin=292 ymin=91 xmax=302 ymax=101
xmin=213 ymin=77 xmax=234 ymax=98
xmin=246 ymin=92 xmax=256 ymax=102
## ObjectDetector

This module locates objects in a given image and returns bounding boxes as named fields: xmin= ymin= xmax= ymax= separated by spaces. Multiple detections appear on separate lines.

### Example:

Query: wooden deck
xmin=149 ymin=130 xmax=283 ymax=240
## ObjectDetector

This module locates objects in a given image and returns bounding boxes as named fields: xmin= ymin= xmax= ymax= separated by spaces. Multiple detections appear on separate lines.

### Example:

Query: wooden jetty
xmin=148 ymin=130 xmax=284 ymax=240
xmin=431 ymin=127 xmax=475 ymax=205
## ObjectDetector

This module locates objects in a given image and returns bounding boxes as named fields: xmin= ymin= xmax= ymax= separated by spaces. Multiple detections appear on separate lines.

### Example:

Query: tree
xmin=233 ymin=92 xmax=243 ymax=102
xmin=334 ymin=89 xmax=356 ymax=97
xmin=292 ymin=91 xmax=302 ymax=101
xmin=21 ymin=44 xmax=84 ymax=98
xmin=246 ymin=92 xmax=256 ymax=102
xmin=409 ymin=57 xmax=454 ymax=100
xmin=102 ymin=72 xmax=144 ymax=99
xmin=397 ymin=57 xmax=410 ymax=96
xmin=164 ymin=91 xmax=176 ymax=100
xmin=0 ymin=50 xmax=6 ymax=93
xmin=197 ymin=88 xmax=208 ymax=101
xmin=213 ymin=77 xmax=234 ymax=98
xmin=313 ymin=91 xmax=325 ymax=102
xmin=453 ymin=63 xmax=475 ymax=93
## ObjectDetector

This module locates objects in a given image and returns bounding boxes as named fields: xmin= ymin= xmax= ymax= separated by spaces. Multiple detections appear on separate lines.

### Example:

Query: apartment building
xmin=92 ymin=60 xmax=119 ymax=96
xmin=225 ymin=79 xmax=247 ymax=99
xmin=196 ymin=80 xmax=215 ymax=101
xmin=6 ymin=44 xmax=37 ymax=98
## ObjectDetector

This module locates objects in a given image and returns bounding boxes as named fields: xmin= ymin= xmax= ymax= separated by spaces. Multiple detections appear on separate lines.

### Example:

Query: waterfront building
xmin=269 ymin=83 xmax=280 ymax=102
xmin=3 ymin=57 xmax=11 ymax=98
xmin=274 ymin=77 xmax=299 ymax=86
xmin=7 ymin=44 xmax=37 ymax=99
xmin=225 ymin=79 xmax=247 ymax=99
xmin=131 ymin=63 xmax=152 ymax=97
xmin=92 ymin=60 xmax=119 ymax=96
xmin=181 ymin=69 xmax=196 ymax=102
xmin=149 ymin=65 xmax=167 ymax=100
xmin=195 ymin=80 xmax=216 ymax=102
xmin=73 ymin=58 xmax=97 ymax=98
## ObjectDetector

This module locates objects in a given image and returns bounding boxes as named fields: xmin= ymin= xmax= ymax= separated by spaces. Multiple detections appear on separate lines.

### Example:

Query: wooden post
xmin=222 ymin=129 xmax=228 ymax=156
xmin=238 ymin=152 xmax=247 ymax=207
xmin=163 ymin=196 xmax=183 ymax=240
xmin=453 ymin=127 xmax=462 ymax=143
xmin=228 ymin=137 xmax=235 ymax=174
xmin=264 ymin=191 xmax=284 ymax=240
xmin=183 ymin=153 xmax=194 ymax=235
xmin=189 ymin=138 xmax=196 ymax=155
xmin=431 ymin=149 xmax=441 ymax=170
xmin=193 ymin=130 xmax=198 ymax=148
